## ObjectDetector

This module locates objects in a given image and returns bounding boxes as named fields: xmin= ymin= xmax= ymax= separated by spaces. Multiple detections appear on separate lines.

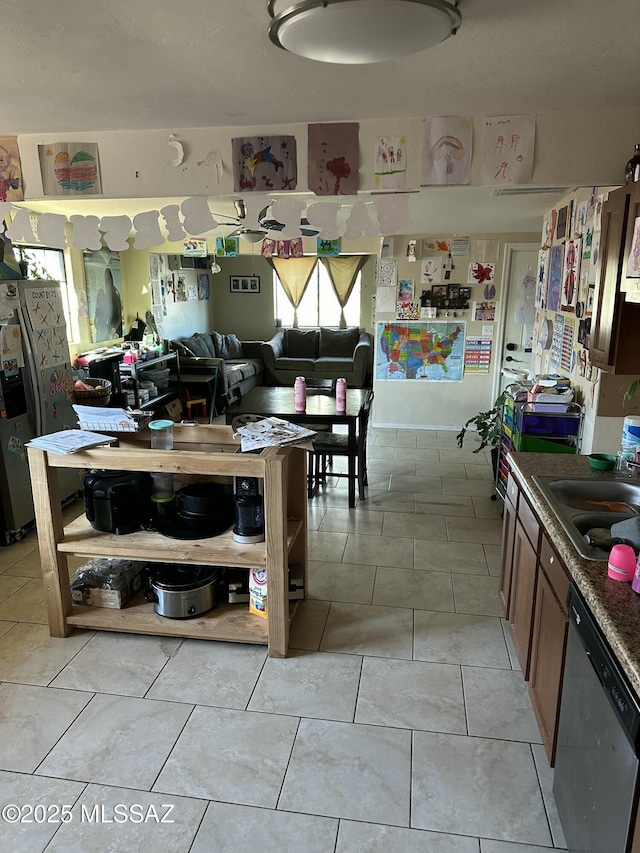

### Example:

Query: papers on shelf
xmin=72 ymin=405 xmax=152 ymax=432
xmin=235 ymin=417 xmax=316 ymax=452
xmin=27 ymin=429 xmax=117 ymax=455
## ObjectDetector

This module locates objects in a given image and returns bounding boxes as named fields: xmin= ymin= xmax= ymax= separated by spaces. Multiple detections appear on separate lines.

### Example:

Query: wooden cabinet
xmin=27 ymin=424 xmax=307 ymax=658
xmin=528 ymin=535 xmax=569 ymax=765
xmin=501 ymin=467 xmax=571 ymax=763
xmin=499 ymin=479 xmax=517 ymax=617
xmin=590 ymin=183 xmax=640 ymax=374
xmin=508 ymin=512 xmax=538 ymax=679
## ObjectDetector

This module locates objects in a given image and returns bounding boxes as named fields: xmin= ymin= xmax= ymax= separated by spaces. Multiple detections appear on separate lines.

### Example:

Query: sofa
xmin=170 ymin=331 xmax=264 ymax=411
xmin=260 ymin=327 xmax=372 ymax=387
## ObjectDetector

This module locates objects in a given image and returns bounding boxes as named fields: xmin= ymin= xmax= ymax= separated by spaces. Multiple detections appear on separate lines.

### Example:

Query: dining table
xmin=225 ymin=386 xmax=369 ymax=508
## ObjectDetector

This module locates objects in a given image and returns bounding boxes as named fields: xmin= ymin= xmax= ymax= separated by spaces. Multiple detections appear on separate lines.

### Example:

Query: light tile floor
xmin=0 ymin=428 xmax=567 ymax=852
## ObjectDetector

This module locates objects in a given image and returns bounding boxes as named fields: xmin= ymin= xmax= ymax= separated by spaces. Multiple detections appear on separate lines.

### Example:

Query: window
xmin=17 ymin=246 xmax=79 ymax=343
xmin=273 ymin=260 xmax=361 ymax=327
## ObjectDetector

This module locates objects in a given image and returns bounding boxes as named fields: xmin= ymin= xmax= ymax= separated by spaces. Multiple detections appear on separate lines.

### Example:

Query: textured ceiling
xmin=4 ymin=0 xmax=638 ymax=135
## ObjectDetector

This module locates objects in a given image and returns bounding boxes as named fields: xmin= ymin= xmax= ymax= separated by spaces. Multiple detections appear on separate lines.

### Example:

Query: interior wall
xmin=373 ymin=231 xmax=539 ymax=429
xmin=15 ymin=108 xmax=640 ymax=200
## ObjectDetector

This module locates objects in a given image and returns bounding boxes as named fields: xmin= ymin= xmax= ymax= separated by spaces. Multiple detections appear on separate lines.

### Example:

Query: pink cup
xmin=608 ymin=544 xmax=637 ymax=582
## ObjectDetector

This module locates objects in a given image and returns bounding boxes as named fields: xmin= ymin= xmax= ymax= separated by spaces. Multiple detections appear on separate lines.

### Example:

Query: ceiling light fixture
xmin=267 ymin=0 xmax=461 ymax=64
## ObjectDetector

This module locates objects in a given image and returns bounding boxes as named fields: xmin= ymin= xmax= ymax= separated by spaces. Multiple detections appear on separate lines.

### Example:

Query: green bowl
xmin=588 ymin=453 xmax=617 ymax=471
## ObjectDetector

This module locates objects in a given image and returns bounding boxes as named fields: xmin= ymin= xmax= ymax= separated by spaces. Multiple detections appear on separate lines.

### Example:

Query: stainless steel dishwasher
xmin=553 ymin=584 xmax=640 ymax=853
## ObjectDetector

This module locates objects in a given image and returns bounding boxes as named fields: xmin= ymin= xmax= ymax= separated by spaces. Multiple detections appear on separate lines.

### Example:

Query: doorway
xmin=493 ymin=243 xmax=539 ymax=400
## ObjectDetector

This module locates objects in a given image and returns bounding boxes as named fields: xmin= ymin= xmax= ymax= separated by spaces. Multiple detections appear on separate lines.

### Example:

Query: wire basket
xmin=73 ymin=378 xmax=112 ymax=406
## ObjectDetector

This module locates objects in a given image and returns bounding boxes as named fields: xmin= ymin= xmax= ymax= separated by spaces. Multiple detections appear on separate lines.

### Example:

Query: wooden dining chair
xmin=308 ymin=390 xmax=374 ymax=501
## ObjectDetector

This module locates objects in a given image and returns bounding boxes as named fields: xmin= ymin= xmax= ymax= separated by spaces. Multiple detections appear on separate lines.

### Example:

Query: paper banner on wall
xmin=0 ymin=324 xmax=24 ymax=370
xmin=308 ymin=122 xmax=359 ymax=196
xmin=38 ymin=142 xmax=102 ymax=196
xmin=420 ymin=257 xmax=441 ymax=284
xmin=0 ymin=136 xmax=24 ymax=202
xmin=546 ymin=244 xmax=564 ymax=313
xmin=464 ymin=337 xmax=492 ymax=373
xmin=215 ymin=236 xmax=239 ymax=257
xmin=480 ymin=114 xmax=535 ymax=185
xmin=421 ymin=116 xmax=472 ymax=186
xmin=536 ymin=249 xmax=549 ymax=308
xmin=376 ymin=259 xmax=397 ymax=287
xmin=374 ymin=135 xmax=407 ymax=190
xmin=231 ymin=135 xmax=297 ymax=193
xmin=468 ymin=262 xmax=495 ymax=285
xmin=561 ymin=238 xmax=581 ymax=311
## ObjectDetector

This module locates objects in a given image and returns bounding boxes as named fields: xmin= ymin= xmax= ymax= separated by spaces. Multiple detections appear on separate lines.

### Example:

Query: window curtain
xmin=320 ymin=256 xmax=366 ymax=328
xmin=271 ymin=257 xmax=318 ymax=327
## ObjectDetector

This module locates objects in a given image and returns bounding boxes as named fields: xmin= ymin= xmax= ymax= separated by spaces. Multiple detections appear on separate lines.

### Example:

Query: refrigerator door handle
xmin=17 ymin=303 xmax=42 ymax=437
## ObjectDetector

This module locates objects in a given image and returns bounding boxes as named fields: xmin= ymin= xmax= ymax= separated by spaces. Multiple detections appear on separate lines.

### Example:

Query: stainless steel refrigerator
xmin=0 ymin=280 xmax=80 ymax=543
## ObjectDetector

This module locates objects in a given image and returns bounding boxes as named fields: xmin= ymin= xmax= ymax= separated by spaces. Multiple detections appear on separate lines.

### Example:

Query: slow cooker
xmin=146 ymin=564 xmax=219 ymax=618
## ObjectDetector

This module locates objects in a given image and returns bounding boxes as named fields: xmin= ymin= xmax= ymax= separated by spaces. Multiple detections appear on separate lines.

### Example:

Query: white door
xmin=494 ymin=244 xmax=539 ymax=398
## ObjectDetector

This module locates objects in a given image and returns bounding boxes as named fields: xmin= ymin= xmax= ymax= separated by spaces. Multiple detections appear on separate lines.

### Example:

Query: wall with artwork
xmin=373 ymin=229 xmax=538 ymax=429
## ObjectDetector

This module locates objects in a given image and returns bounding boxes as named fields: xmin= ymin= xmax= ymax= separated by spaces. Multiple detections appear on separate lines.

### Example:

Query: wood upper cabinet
xmin=528 ymin=534 xmax=569 ymax=766
xmin=590 ymin=183 xmax=640 ymax=373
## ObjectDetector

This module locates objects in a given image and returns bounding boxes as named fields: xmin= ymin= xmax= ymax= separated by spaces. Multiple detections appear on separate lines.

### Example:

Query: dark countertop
xmin=508 ymin=452 xmax=640 ymax=696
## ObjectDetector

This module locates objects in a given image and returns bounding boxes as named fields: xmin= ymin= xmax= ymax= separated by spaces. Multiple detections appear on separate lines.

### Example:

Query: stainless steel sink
xmin=532 ymin=475 xmax=640 ymax=560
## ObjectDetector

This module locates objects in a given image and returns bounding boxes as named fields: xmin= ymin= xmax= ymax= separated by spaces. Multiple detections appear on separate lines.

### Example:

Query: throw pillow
xmin=194 ymin=332 xmax=216 ymax=357
xmin=319 ymin=327 xmax=360 ymax=358
xmin=225 ymin=334 xmax=244 ymax=359
xmin=170 ymin=339 xmax=195 ymax=357
xmin=180 ymin=335 xmax=212 ymax=358
xmin=211 ymin=330 xmax=225 ymax=357
xmin=284 ymin=328 xmax=318 ymax=358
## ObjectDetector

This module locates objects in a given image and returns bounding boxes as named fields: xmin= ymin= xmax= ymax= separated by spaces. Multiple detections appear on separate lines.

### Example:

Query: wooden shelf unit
xmin=28 ymin=424 xmax=307 ymax=658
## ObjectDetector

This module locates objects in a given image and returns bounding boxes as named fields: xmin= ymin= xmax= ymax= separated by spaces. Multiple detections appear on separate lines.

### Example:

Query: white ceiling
xmin=5 ymin=0 xmax=639 ymax=234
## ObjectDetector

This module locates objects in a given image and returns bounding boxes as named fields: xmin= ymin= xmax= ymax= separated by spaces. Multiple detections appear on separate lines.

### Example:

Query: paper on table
xmin=236 ymin=417 xmax=316 ymax=452
xmin=27 ymin=429 xmax=117 ymax=455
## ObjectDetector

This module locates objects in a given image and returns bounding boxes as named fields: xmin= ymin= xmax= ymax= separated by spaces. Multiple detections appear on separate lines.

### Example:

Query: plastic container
xmin=149 ymin=419 xmax=174 ymax=450
xmin=609 ymin=544 xmax=637 ymax=582
xmin=336 ymin=378 xmax=346 ymax=413
xmin=588 ymin=453 xmax=617 ymax=471
xmin=622 ymin=416 xmax=640 ymax=451
xmin=294 ymin=376 xmax=306 ymax=412
xmin=633 ymin=552 xmax=640 ymax=594
xmin=515 ymin=405 xmax=580 ymax=436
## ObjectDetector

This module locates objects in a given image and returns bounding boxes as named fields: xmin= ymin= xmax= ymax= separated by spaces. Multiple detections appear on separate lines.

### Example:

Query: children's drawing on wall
xmin=481 ymin=114 xmax=535 ymax=185
xmin=473 ymin=301 xmax=496 ymax=322
xmin=576 ymin=201 xmax=588 ymax=236
xmin=231 ymin=135 xmax=297 ymax=193
xmin=467 ymin=262 xmax=495 ymax=285
xmin=397 ymin=279 xmax=414 ymax=302
xmin=546 ymin=244 xmax=565 ymax=313
xmin=187 ymin=283 xmax=197 ymax=301
xmin=374 ymin=135 xmax=407 ymax=190
xmin=376 ymin=259 xmax=397 ymax=288
xmin=175 ymin=275 xmax=187 ymax=302
xmin=421 ymin=116 xmax=472 ymax=186
xmin=513 ymin=266 xmax=536 ymax=325
xmin=308 ymin=122 xmax=359 ymax=196
xmin=197 ymin=274 xmax=210 ymax=300
xmin=536 ymin=249 xmax=549 ymax=308
xmin=396 ymin=301 xmax=420 ymax=320
xmin=38 ymin=142 xmax=101 ymax=196
xmin=420 ymin=257 xmax=441 ymax=284
xmin=84 ymin=249 xmax=122 ymax=343
xmin=0 ymin=136 xmax=24 ymax=202
xmin=424 ymin=238 xmax=451 ymax=253
xmin=626 ymin=217 xmax=640 ymax=278
xmin=561 ymin=238 xmax=581 ymax=311
xmin=541 ymin=210 xmax=557 ymax=248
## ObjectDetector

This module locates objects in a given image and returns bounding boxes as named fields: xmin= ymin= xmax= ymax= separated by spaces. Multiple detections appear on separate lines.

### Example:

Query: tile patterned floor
xmin=0 ymin=428 xmax=567 ymax=851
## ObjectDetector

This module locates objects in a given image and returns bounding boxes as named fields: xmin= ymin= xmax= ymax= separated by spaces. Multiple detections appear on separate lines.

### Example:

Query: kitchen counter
xmin=508 ymin=452 xmax=640 ymax=696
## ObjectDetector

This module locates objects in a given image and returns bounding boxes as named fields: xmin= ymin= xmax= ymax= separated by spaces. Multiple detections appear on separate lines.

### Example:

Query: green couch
xmin=260 ymin=327 xmax=372 ymax=387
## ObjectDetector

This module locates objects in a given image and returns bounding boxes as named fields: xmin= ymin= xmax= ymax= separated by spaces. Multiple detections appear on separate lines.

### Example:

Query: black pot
xmin=177 ymin=482 xmax=233 ymax=517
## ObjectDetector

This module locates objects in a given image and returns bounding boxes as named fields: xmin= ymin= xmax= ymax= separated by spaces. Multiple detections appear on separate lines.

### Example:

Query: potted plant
xmin=456 ymin=393 xmax=504 ymax=476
